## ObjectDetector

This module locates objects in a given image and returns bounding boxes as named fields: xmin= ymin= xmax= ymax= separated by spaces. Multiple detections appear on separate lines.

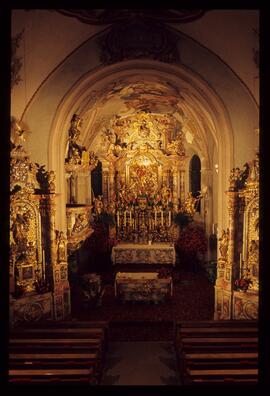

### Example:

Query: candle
xmin=168 ymin=211 xmax=171 ymax=227
xmin=161 ymin=210 xmax=163 ymax=226
xmin=212 ymin=223 xmax=215 ymax=234
xmin=117 ymin=212 xmax=120 ymax=227
xmin=154 ymin=210 xmax=157 ymax=226
xmin=129 ymin=211 xmax=132 ymax=222
xmin=124 ymin=211 xmax=126 ymax=226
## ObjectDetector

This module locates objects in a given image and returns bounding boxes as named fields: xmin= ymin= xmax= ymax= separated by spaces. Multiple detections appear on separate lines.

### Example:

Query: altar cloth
xmin=114 ymin=271 xmax=173 ymax=302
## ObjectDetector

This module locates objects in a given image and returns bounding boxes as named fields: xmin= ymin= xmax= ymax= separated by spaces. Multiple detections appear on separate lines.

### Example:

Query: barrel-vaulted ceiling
xmin=76 ymin=73 xmax=215 ymax=166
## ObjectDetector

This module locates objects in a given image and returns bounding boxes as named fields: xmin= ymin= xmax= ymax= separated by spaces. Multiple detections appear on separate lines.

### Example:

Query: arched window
xmin=189 ymin=154 xmax=201 ymax=212
xmin=91 ymin=160 xmax=102 ymax=201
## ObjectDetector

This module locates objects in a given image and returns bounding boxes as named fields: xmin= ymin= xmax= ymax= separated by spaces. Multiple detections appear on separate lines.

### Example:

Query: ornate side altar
xmin=9 ymin=121 xmax=70 ymax=327
xmin=214 ymin=150 xmax=259 ymax=320
xmin=111 ymin=243 xmax=176 ymax=266
xmin=114 ymin=272 xmax=173 ymax=303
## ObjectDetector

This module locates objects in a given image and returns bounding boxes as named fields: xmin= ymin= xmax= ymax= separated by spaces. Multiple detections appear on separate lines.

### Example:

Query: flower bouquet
xmin=234 ymin=277 xmax=252 ymax=292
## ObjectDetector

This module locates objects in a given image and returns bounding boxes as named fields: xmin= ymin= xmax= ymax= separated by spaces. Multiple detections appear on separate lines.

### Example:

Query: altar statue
xmin=56 ymin=231 xmax=67 ymax=262
xmin=218 ymin=229 xmax=229 ymax=260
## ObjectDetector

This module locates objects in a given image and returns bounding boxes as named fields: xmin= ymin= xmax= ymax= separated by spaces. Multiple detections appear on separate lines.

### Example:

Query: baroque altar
xmin=98 ymin=111 xmax=192 ymax=242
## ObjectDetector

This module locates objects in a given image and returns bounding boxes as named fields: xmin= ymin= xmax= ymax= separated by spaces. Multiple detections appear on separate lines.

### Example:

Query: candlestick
xmin=154 ymin=210 xmax=157 ymax=226
xmin=168 ymin=211 xmax=171 ymax=227
xmin=161 ymin=210 xmax=163 ymax=226
xmin=129 ymin=211 xmax=132 ymax=222
xmin=117 ymin=212 xmax=120 ymax=227
xmin=212 ymin=223 xmax=215 ymax=234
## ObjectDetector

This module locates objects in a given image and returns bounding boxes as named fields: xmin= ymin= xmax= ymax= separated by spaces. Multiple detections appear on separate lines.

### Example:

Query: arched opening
xmin=91 ymin=160 xmax=102 ymax=202
xmin=189 ymin=154 xmax=201 ymax=212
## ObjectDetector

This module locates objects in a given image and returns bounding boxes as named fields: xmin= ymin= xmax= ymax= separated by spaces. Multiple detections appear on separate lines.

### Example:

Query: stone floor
xmin=101 ymin=341 xmax=181 ymax=386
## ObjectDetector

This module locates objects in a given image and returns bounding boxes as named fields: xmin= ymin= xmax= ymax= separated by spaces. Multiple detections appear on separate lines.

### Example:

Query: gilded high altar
xmin=96 ymin=112 xmax=191 ymax=241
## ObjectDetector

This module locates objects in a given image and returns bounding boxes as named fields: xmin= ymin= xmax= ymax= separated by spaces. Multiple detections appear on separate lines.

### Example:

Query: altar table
xmin=114 ymin=272 xmax=173 ymax=303
xmin=111 ymin=243 xmax=176 ymax=266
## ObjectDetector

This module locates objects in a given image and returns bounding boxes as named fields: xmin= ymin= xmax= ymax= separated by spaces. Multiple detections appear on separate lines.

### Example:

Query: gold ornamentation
xmin=55 ymin=230 xmax=67 ymax=262
xmin=218 ymin=229 xmax=229 ymax=260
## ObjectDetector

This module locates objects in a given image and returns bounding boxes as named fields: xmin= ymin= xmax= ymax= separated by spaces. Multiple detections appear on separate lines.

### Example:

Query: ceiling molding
xmin=57 ymin=9 xmax=207 ymax=25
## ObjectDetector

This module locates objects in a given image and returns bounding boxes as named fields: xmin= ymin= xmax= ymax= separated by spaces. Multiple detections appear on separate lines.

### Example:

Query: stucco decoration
xmin=98 ymin=20 xmax=180 ymax=65
xmin=57 ymin=9 xmax=206 ymax=25
xmin=11 ymin=30 xmax=24 ymax=90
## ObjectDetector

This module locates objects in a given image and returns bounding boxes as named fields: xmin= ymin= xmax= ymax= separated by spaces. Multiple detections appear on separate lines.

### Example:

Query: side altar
xmin=111 ymin=242 xmax=176 ymax=266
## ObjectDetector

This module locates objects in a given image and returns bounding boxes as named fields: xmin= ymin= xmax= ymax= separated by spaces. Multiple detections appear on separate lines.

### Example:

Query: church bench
xmin=24 ymin=320 xmax=109 ymax=331
xmin=19 ymin=321 xmax=109 ymax=349
xmin=176 ymin=320 xmax=258 ymax=327
xmin=184 ymin=352 xmax=258 ymax=361
xmin=10 ymin=327 xmax=105 ymax=340
xmin=184 ymin=368 xmax=258 ymax=385
xmin=9 ymin=368 xmax=96 ymax=385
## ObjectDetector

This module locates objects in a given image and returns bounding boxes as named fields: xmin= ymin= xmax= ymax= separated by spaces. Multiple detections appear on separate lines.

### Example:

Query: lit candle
xmin=117 ymin=212 xmax=120 ymax=227
xmin=168 ymin=211 xmax=171 ymax=227
xmin=212 ymin=223 xmax=215 ymax=234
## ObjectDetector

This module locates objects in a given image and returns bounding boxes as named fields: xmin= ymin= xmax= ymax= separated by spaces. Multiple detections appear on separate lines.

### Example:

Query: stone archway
xmin=47 ymin=60 xmax=234 ymax=237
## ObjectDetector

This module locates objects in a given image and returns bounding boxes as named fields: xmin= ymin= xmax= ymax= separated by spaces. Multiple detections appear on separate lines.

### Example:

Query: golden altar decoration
xmin=114 ymin=272 xmax=173 ymax=303
xmin=111 ymin=242 xmax=176 ymax=266
xmin=99 ymin=111 xmax=189 ymax=243
xmin=214 ymin=151 xmax=259 ymax=320
xmin=9 ymin=120 xmax=70 ymax=327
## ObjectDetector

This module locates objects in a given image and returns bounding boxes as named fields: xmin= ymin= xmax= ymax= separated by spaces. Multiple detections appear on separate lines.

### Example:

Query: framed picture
xmin=22 ymin=265 xmax=33 ymax=280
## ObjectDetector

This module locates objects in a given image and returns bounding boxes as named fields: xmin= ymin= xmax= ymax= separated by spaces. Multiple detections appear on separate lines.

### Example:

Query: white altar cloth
xmin=111 ymin=243 xmax=176 ymax=266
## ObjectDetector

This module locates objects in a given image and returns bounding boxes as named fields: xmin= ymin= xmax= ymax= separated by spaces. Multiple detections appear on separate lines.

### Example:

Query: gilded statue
xmin=11 ymin=208 xmax=31 ymax=246
xmin=94 ymin=195 xmax=104 ymax=215
xmin=56 ymin=231 xmax=66 ymax=262
xmin=183 ymin=192 xmax=200 ymax=216
xmin=66 ymin=114 xmax=86 ymax=164
xmin=48 ymin=170 xmax=56 ymax=192
xmin=72 ymin=213 xmax=88 ymax=234
xmin=161 ymin=185 xmax=171 ymax=204
xmin=218 ymin=229 xmax=229 ymax=259
xmin=229 ymin=167 xmax=242 ymax=190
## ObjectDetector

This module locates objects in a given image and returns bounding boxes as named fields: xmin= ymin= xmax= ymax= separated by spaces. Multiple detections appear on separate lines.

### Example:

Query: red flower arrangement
xmin=234 ymin=277 xmax=252 ymax=292
xmin=175 ymin=224 xmax=207 ymax=256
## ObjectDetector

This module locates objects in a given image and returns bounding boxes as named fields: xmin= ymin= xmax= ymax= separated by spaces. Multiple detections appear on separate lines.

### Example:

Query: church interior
xmin=8 ymin=9 xmax=260 ymax=387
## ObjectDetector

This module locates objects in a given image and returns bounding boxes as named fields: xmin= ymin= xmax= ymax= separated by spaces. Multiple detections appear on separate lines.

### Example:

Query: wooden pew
xmin=9 ymin=368 xmax=96 ymax=385
xmin=186 ymin=368 xmax=258 ymax=385
xmin=9 ymin=322 xmax=108 ymax=384
xmin=174 ymin=320 xmax=258 ymax=385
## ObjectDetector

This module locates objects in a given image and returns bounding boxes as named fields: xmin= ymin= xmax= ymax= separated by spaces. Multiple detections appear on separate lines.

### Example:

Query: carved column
xmin=41 ymin=194 xmax=70 ymax=320
xmin=108 ymin=162 xmax=115 ymax=210
xmin=102 ymin=167 xmax=109 ymax=209
xmin=171 ymin=164 xmax=178 ymax=211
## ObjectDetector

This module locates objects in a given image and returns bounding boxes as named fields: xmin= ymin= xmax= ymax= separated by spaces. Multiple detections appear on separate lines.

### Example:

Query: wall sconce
xmin=214 ymin=164 xmax=219 ymax=174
